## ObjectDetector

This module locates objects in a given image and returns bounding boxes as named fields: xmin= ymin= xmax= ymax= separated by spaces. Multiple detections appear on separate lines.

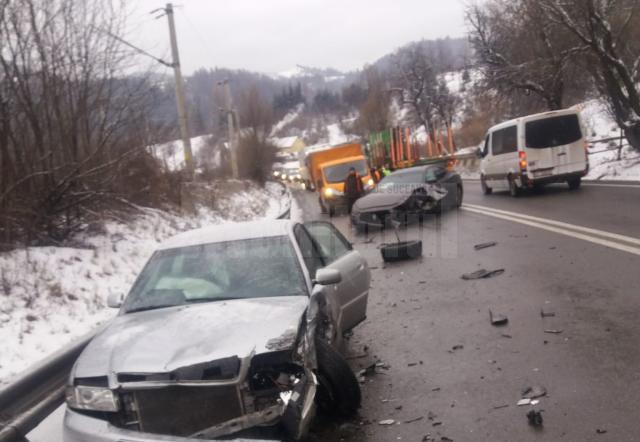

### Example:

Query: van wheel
xmin=315 ymin=338 xmax=361 ymax=417
xmin=481 ymin=175 xmax=492 ymax=195
xmin=568 ymin=177 xmax=581 ymax=190
xmin=508 ymin=175 xmax=520 ymax=197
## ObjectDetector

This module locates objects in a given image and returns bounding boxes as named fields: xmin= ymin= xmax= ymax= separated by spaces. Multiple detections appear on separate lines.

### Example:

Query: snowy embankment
xmin=578 ymin=99 xmax=640 ymax=181
xmin=0 ymin=181 xmax=290 ymax=384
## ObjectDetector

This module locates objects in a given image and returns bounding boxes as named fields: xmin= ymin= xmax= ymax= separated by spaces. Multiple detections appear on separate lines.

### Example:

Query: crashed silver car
xmin=63 ymin=220 xmax=370 ymax=441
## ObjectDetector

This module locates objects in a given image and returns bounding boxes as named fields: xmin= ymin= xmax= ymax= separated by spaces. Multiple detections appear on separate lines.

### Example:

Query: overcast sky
xmin=129 ymin=0 xmax=467 ymax=75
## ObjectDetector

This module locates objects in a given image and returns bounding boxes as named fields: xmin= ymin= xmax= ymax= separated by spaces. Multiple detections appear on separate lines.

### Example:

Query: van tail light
xmin=519 ymin=151 xmax=527 ymax=170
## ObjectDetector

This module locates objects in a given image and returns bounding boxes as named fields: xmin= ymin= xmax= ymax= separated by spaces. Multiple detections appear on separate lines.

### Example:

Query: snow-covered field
xmin=0 ymin=181 xmax=289 ymax=384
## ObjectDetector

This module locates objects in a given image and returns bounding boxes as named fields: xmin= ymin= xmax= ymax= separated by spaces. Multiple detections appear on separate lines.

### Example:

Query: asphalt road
xmin=29 ymin=181 xmax=640 ymax=442
xmin=303 ymin=181 xmax=640 ymax=442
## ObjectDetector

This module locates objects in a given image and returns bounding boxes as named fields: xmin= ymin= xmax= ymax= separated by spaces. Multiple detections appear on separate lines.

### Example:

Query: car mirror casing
xmin=106 ymin=292 xmax=124 ymax=309
xmin=313 ymin=268 xmax=342 ymax=286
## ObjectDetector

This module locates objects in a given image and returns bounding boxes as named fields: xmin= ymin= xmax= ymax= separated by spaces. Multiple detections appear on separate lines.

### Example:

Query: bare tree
xmin=467 ymin=0 xmax=588 ymax=111
xmin=391 ymin=44 xmax=454 ymax=153
xmin=237 ymin=85 xmax=276 ymax=184
xmin=0 ymin=0 xmax=160 ymax=247
xmin=539 ymin=0 xmax=640 ymax=150
xmin=356 ymin=66 xmax=391 ymax=135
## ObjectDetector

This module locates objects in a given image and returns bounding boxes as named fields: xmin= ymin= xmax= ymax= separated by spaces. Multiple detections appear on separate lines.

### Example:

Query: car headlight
xmin=324 ymin=187 xmax=335 ymax=197
xmin=273 ymin=171 xmax=280 ymax=177
xmin=281 ymin=174 xmax=288 ymax=180
xmin=367 ymin=178 xmax=375 ymax=187
xmin=65 ymin=385 xmax=120 ymax=412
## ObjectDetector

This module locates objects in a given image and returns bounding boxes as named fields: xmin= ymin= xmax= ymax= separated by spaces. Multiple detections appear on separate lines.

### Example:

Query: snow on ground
xmin=577 ymin=99 xmax=640 ymax=181
xmin=0 ymin=182 xmax=290 ymax=384
xmin=271 ymin=104 xmax=304 ymax=136
xmin=149 ymin=134 xmax=213 ymax=172
xmin=327 ymin=123 xmax=356 ymax=145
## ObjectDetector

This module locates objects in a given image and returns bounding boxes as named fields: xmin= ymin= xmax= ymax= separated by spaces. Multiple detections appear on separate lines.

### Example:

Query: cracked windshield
xmin=1 ymin=0 xmax=639 ymax=441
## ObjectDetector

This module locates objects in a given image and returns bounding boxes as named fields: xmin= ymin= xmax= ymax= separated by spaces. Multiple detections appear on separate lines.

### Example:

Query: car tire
xmin=481 ymin=175 xmax=493 ymax=195
xmin=315 ymin=338 xmax=361 ymax=417
xmin=568 ymin=177 xmax=581 ymax=190
xmin=328 ymin=205 xmax=336 ymax=217
xmin=508 ymin=175 xmax=519 ymax=197
xmin=319 ymin=197 xmax=327 ymax=214
xmin=456 ymin=184 xmax=464 ymax=208
xmin=380 ymin=240 xmax=423 ymax=262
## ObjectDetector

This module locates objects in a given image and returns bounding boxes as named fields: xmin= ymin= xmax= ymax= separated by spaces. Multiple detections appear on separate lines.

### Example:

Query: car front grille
xmin=360 ymin=211 xmax=388 ymax=225
xmin=126 ymin=386 xmax=244 ymax=437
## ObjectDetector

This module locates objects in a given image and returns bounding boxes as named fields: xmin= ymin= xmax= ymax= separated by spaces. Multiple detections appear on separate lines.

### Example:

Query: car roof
xmin=488 ymin=108 xmax=580 ymax=133
xmin=158 ymin=219 xmax=295 ymax=251
xmin=389 ymin=165 xmax=438 ymax=175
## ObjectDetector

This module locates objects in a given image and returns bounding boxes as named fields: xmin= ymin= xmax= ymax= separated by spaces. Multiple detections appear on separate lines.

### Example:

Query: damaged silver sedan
xmin=63 ymin=220 xmax=370 ymax=441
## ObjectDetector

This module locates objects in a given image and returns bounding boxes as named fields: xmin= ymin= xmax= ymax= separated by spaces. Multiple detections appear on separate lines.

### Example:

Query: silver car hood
xmin=73 ymin=296 xmax=309 ymax=379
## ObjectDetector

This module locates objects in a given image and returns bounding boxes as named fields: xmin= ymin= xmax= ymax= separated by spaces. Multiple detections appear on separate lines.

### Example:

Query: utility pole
xmin=164 ymin=3 xmax=195 ymax=180
xmin=219 ymin=79 xmax=239 ymax=178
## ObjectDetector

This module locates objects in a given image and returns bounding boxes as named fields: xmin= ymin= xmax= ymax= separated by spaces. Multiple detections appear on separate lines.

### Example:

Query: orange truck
xmin=305 ymin=142 xmax=374 ymax=215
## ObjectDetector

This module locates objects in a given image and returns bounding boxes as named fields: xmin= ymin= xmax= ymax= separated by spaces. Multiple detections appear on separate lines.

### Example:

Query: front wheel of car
xmin=315 ymin=338 xmax=361 ymax=417
xmin=456 ymin=184 xmax=464 ymax=208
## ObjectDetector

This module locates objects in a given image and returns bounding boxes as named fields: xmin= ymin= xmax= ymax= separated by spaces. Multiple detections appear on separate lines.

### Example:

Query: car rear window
xmin=525 ymin=114 xmax=582 ymax=149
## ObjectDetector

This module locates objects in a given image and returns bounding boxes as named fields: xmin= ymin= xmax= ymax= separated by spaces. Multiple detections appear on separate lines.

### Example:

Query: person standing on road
xmin=344 ymin=167 xmax=364 ymax=214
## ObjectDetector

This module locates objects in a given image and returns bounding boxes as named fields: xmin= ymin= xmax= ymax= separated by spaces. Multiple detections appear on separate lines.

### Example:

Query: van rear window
xmin=525 ymin=114 xmax=582 ymax=149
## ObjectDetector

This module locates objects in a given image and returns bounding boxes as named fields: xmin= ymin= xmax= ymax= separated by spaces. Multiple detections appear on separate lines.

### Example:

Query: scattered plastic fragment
xmin=432 ymin=421 xmax=443 ymax=427
xmin=379 ymin=419 xmax=395 ymax=425
xmin=490 ymin=310 xmax=509 ymax=326
xmin=474 ymin=241 xmax=498 ymax=250
xmin=461 ymin=268 xmax=505 ymax=280
xmin=544 ymin=329 xmax=564 ymax=334
xmin=517 ymin=399 xmax=532 ymax=406
xmin=527 ymin=410 xmax=544 ymax=427
xmin=493 ymin=404 xmax=509 ymax=410
xmin=540 ymin=309 xmax=556 ymax=318
xmin=405 ymin=416 xmax=425 ymax=424
xmin=596 ymin=429 xmax=607 ymax=434
xmin=522 ymin=385 xmax=547 ymax=399
xmin=451 ymin=345 xmax=464 ymax=352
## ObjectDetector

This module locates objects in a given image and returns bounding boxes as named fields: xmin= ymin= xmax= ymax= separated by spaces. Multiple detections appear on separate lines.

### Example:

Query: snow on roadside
xmin=0 ymin=181 xmax=289 ymax=384
xmin=149 ymin=134 xmax=213 ymax=172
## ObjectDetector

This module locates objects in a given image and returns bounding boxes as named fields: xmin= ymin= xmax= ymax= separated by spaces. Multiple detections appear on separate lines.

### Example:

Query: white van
xmin=479 ymin=109 xmax=589 ymax=196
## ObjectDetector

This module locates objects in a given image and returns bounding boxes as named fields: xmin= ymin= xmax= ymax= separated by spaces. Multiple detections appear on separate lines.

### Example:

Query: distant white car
xmin=479 ymin=108 xmax=589 ymax=196
xmin=64 ymin=220 xmax=370 ymax=441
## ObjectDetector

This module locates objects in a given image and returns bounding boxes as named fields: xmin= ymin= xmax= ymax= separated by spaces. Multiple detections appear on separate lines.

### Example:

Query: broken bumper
xmin=63 ymin=408 xmax=278 ymax=442
xmin=64 ymin=371 xmax=318 ymax=441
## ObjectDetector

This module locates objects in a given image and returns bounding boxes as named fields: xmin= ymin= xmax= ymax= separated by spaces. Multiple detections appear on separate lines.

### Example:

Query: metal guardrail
xmin=0 ymin=184 xmax=294 ymax=442
xmin=0 ymin=327 xmax=104 ymax=442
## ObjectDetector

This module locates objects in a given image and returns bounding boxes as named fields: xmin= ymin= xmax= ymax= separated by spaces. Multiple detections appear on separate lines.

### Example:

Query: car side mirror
xmin=313 ymin=268 xmax=342 ymax=286
xmin=107 ymin=292 xmax=124 ymax=309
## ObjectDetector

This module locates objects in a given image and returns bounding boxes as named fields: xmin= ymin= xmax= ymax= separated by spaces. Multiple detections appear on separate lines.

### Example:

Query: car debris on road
xmin=489 ymin=310 xmax=509 ymax=326
xmin=527 ymin=410 xmax=544 ymax=427
xmin=461 ymin=268 xmax=505 ymax=280
xmin=474 ymin=241 xmax=498 ymax=250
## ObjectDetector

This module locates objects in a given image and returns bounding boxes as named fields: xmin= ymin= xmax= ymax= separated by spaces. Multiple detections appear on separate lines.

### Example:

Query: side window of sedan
xmin=305 ymin=222 xmax=352 ymax=264
xmin=294 ymin=225 xmax=325 ymax=279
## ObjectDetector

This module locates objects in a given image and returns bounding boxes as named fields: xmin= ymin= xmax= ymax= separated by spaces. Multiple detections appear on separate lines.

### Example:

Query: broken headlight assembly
xmin=65 ymin=385 xmax=119 ymax=412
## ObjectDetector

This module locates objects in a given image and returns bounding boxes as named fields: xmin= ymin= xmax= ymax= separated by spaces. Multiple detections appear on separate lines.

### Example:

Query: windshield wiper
xmin=125 ymin=304 xmax=177 ymax=314
xmin=186 ymin=297 xmax=243 ymax=303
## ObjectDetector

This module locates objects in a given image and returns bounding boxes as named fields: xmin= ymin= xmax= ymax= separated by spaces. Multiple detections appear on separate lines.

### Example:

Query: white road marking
xmin=582 ymin=183 xmax=640 ymax=189
xmin=461 ymin=204 xmax=640 ymax=257
xmin=463 ymin=203 xmax=640 ymax=246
